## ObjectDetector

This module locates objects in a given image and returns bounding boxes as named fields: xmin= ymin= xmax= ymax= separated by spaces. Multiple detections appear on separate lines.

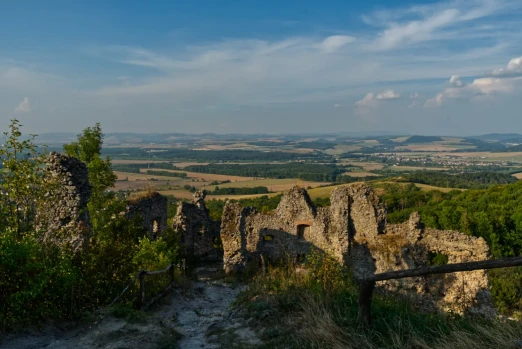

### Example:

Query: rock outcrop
xmin=173 ymin=190 xmax=221 ymax=259
xmin=37 ymin=152 xmax=91 ymax=251
xmin=219 ymin=184 xmax=495 ymax=316
xmin=126 ymin=192 xmax=168 ymax=239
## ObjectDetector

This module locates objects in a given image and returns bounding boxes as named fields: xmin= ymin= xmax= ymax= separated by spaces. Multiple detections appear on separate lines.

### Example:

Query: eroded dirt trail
xmin=1 ymin=265 xmax=261 ymax=349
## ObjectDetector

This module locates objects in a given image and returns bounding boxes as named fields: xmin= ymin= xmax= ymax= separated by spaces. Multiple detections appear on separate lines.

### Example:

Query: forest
xmin=210 ymin=186 xmax=269 ymax=195
xmin=183 ymin=163 xmax=346 ymax=182
xmin=398 ymin=170 xmax=518 ymax=189
xmin=102 ymin=147 xmax=328 ymax=162
xmin=380 ymin=182 xmax=522 ymax=312
xmin=112 ymin=163 xmax=178 ymax=173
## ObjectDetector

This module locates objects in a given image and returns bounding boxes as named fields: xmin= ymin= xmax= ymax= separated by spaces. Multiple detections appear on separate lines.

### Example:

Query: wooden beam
xmin=363 ymin=256 xmax=522 ymax=283
xmin=357 ymin=256 xmax=522 ymax=327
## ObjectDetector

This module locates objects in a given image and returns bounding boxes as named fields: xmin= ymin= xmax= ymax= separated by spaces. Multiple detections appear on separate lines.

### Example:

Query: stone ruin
xmin=36 ymin=152 xmax=168 ymax=249
xmin=34 ymin=152 xmax=495 ymax=315
xmin=126 ymin=192 xmax=168 ymax=239
xmin=36 ymin=152 xmax=92 ymax=251
xmin=219 ymin=184 xmax=495 ymax=315
xmin=173 ymin=190 xmax=221 ymax=260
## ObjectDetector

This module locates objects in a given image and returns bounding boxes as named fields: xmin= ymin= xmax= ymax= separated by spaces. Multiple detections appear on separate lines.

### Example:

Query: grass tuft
xmin=236 ymin=250 xmax=522 ymax=349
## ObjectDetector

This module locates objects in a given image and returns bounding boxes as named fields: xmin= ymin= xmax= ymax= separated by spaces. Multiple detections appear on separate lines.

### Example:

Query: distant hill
xmin=470 ymin=133 xmax=522 ymax=142
xmin=401 ymin=135 xmax=443 ymax=144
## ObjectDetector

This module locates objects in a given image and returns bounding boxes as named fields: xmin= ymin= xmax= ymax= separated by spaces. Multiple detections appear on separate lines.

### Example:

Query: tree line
xmin=103 ymin=148 xmax=329 ymax=162
xmin=398 ymin=170 xmax=518 ymax=189
xmin=184 ymin=163 xmax=346 ymax=182
xmin=380 ymin=182 xmax=522 ymax=313
xmin=210 ymin=186 xmax=269 ymax=195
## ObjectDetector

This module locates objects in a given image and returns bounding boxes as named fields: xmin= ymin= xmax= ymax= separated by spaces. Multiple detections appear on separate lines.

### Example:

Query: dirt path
xmin=1 ymin=265 xmax=261 ymax=349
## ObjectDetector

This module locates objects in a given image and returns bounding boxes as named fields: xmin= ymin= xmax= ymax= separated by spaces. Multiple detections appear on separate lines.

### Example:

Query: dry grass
xmin=376 ymin=181 xmax=463 ymax=193
xmin=307 ymin=185 xmax=341 ymax=199
xmin=200 ymin=178 xmax=325 ymax=192
xmin=294 ymin=296 xmax=522 ymax=349
xmin=128 ymin=183 xmax=159 ymax=203
xmin=241 ymin=259 xmax=522 ymax=349
xmin=513 ymin=172 xmax=522 ymax=179
xmin=341 ymin=161 xmax=385 ymax=171
xmin=414 ymin=183 xmax=464 ymax=193
xmin=441 ymin=151 xmax=522 ymax=159
xmin=391 ymin=136 xmax=410 ymax=143
xmin=342 ymin=171 xmax=380 ymax=177
xmin=146 ymin=188 xmax=280 ymax=200
xmin=171 ymin=162 xmax=209 ymax=168
xmin=143 ymin=168 xmax=254 ymax=182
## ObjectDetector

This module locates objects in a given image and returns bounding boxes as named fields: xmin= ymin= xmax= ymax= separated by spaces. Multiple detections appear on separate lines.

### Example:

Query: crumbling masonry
xmin=173 ymin=190 xmax=221 ymax=260
xmin=37 ymin=152 xmax=92 ymax=251
xmin=37 ymin=154 xmax=495 ymax=315
xmin=126 ymin=192 xmax=168 ymax=239
xmin=219 ymin=184 xmax=495 ymax=315
xmin=37 ymin=152 xmax=168 ymax=249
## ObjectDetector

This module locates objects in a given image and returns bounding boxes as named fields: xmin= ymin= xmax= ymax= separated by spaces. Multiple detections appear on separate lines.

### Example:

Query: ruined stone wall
xmin=173 ymin=190 xmax=221 ymax=259
xmin=220 ymin=183 xmax=494 ymax=315
xmin=126 ymin=192 xmax=168 ymax=239
xmin=37 ymin=152 xmax=91 ymax=251
xmin=221 ymin=186 xmax=352 ymax=273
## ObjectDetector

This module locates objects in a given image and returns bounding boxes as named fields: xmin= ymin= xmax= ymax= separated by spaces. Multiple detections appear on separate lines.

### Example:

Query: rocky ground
xmin=1 ymin=264 xmax=262 ymax=349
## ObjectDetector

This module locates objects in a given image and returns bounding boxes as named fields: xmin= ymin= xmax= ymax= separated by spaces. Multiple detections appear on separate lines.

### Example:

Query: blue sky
xmin=1 ymin=0 xmax=522 ymax=135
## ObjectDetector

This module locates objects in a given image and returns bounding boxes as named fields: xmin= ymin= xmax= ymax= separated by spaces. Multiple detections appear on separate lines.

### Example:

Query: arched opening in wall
xmin=296 ymin=224 xmax=310 ymax=240
xmin=152 ymin=219 xmax=159 ymax=240
xmin=427 ymin=251 xmax=448 ymax=266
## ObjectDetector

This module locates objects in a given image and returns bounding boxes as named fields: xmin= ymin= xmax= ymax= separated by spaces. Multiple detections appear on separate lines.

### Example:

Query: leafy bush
xmin=0 ymin=230 xmax=77 ymax=329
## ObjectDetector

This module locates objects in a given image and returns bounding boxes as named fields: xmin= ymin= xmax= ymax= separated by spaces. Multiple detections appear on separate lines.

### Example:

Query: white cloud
xmin=334 ymin=103 xmax=341 ymax=108
xmin=320 ymin=35 xmax=356 ymax=53
xmin=424 ymin=93 xmax=444 ymax=108
xmin=14 ymin=97 xmax=31 ymax=113
xmin=449 ymin=75 xmax=465 ymax=87
xmin=375 ymin=89 xmax=400 ymax=100
xmin=355 ymin=89 xmax=400 ymax=109
xmin=366 ymin=0 xmax=515 ymax=51
xmin=424 ymin=57 xmax=522 ymax=108
xmin=491 ymin=56 xmax=522 ymax=76
xmin=372 ymin=9 xmax=459 ymax=50
xmin=354 ymin=93 xmax=378 ymax=108
xmin=410 ymin=92 xmax=419 ymax=99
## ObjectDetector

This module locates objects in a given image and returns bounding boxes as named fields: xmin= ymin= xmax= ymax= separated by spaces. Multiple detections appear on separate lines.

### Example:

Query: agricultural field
xmin=100 ymin=132 xmax=522 ymax=200
xmin=386 ymin=165 xmax=447 ymax=171
xmin=342 ymin=171 xmax=380 ymax=177
xmin=145 ymin=168 xmax=255 ymax=182
xmin=199 ymin=178 xmax=325 ymax=192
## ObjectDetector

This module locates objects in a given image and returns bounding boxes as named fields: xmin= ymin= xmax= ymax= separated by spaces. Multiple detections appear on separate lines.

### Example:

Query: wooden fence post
xmin=139 ymin=271 xmax=145 ymax=309
xmin=358 ymin=280 xmax=376 ymax=327
xmin=356 ymin=256 xmax=522 ymax=327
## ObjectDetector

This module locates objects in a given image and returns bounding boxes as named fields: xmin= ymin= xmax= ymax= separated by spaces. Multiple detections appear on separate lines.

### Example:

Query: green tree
xmin=0 ymin=119 xmax=47 ymax=234
xmin=63 ymin=123 xmax=117 ymax=227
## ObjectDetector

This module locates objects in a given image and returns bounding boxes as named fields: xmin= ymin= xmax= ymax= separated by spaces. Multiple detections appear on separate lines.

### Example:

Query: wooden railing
xmin=110 ymin=259 xmax=186 ymax=310
xmin=356 ymin=256 xmax=522 ymax=326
